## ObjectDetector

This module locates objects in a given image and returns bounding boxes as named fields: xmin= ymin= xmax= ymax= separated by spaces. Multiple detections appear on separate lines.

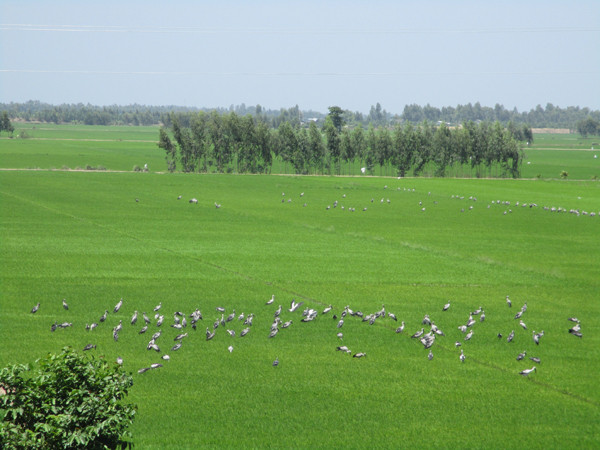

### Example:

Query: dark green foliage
xmin=576 ymin=117 xmax=600 ymax=137
xmin=0 ymin=111 xmax=14 ymax=135
xmin=0 ymin=347 xmax=136 ymax=449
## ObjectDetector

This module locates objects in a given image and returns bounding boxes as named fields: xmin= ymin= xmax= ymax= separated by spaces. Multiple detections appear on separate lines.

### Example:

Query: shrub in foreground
xmin=0 ymin=347 xmax=136 ymax=449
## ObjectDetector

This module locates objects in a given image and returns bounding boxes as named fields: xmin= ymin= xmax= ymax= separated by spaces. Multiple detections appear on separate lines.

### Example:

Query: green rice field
xmin=1 ymin=126 xmax=599 ymax=448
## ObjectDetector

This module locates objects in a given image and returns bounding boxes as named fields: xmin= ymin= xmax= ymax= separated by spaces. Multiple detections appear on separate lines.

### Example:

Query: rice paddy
xmin=1 ymin=126 xmax=599 ymax=447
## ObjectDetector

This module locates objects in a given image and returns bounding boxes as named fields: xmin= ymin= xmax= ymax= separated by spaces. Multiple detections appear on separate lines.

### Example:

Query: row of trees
xmin=159 ymin=108 xmax=525 ymax=178
xmin=2 ymin=100 xmax=599 ymax=130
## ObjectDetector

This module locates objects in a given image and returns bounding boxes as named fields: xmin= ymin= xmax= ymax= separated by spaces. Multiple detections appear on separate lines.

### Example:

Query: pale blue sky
xmin=1 ymin=0 xmax=598 ymax=113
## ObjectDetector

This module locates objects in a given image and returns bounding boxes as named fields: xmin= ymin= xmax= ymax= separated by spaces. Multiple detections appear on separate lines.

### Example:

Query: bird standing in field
xmin=31 ymin=303 xmax=40 ymax=314
xmin=83 ymin=344 xmax=96 ymax=351
xmin=443 ymin=302 xmax=450 ymax=311
xmin=519 ymin=367 xmax=536 ymax=376
xmin=116 ymin=357 xmax=123 ymax=365
xmin=273 ymin=357 xmax=279 ymax=367
xmin=459 ymin=350 xmax=465 ymax=363
xmin=396 ymin=321 xmax=405 ymax=333
xmin=153 ymin=302 xmax=162 ymax=312
xmin=62 ymin=299 xmax=69 ymax=310
xmin=114 ymin=299 xmax=123 ymax=313
xmin=266 ymin=295 xmax=275 ymax=305
xmin=428 ymin=350 xmax=433 ymax=360
xmin=131 ymin=311 xmax=138 ymax=325
xmin=516 ymin=350 xmax=527 ymax=361
xmin=506 ymin=295 xmax=512 ymax=307
xmin=100 ymin=310 xmax=108 ymax=322
xmin=507 ymin=330 xmax=515 ymax=343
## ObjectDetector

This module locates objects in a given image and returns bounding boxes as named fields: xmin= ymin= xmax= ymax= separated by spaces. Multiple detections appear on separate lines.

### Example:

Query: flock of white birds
xmin=28 ymin=183 xmax=590 ymax=375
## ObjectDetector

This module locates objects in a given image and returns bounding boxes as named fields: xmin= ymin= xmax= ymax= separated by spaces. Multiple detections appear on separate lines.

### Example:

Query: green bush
xmin=560 ymin=170 xmax=569 ymax=179
xmin=0 ymin=347 xmax=136 ymax=449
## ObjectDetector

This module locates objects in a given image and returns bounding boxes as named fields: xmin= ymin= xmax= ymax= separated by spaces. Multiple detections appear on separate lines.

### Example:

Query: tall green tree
xmin=323 ymin=116 xmax=341 ymax=174
xmin=0 ymin=111 xmax=14 ymax=135
xmin=308 ymin=121 xmax=325 ymax=174
xmin=327 ymin=106 xmax=344 ymax=132
xmin=158 ymin=127 xmax=177 ymax=172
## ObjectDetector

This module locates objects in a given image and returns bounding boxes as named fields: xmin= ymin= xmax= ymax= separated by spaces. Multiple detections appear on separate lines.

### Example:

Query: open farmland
xmin=1 ymin=124 xmax=600 ymax=179
xmin=1 ymin=161 xmax=599 ymax=447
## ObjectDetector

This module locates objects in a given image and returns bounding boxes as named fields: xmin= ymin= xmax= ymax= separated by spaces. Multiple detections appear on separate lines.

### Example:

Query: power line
xmin=1 ymin=23 xmax=598 ymax=34
xmin=1 ymin=69 xmax=598 ymax=76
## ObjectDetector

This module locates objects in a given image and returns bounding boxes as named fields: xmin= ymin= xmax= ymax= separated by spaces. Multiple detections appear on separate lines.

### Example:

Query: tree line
xmin=158 ymin=108 xmax=526 ymax=178
xmin=2 ymin=100 xmax=599 ymax=130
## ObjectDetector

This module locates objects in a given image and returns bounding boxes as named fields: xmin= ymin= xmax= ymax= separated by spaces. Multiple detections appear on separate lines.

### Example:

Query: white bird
xmin=131 ymin=311 xmax=138 ymax=325
xmin=266 ymin=295 xmax=275 ymax=305
xmin=31 ymin=303 xmax=40 ymax=314
xmin=226 ymin=310 xmax=236 ymax=322
xmin=143 ymin=312 xmax=150 ymax=324
xmin=411 ymin=328 xmax=424 ymax=339
xmin=422 ymin=314 xmax=431 ymax=325
xmin=162 ymin=354 xmax=170 ymax=361
xmin=62 ymin=299 xmax=69 ymax=310
xmin=465 ymin=330 xmax=473 ymax=341
xmin=336 ymin=346 xmax=351 ymax=353
xmin=466 ymin=316 xmax=476 ymax=328
xmin=150 ymin=363 xmax=163 ymax=369
xmin=396 ymin=321 xmax=405 ymax=333
xmin=289 ymin=299 xmax=303 ymax=313
xmin=459 ymin=350 xmax=465 ymax=363
xmin=171 ymin=343 xmax=182 ymax=351
xmin=228 ymin=345 xmax=233 ymax=353
xmin=353 ymin=352 xmax=366 ymax=358
xmin=282 ymin=320 xmax=292 ymax=328
xmin=507 ymin=330 xmax=515 ymax=343
xmin=337 ymin=332 xmax=343 ymax=339
xmin=153 ymin=302 xmax=162 ymax=312
xmin=322 ymin=305 xmax=333 ymax=314
xmin=387 ymin=312 xmax=398 ymax=321
xmin=114 ymin=299 xmax=123 ymax=313
xmin=116 ymin=357 xmax=123 ymax=365
xmin=458 ymin=325 xmax=467 ymax=333
xmin=240 ymin=328 xmax=250 ymax=337
xmin=516 ymin=350 xmax=527 ymax=361
xmin=337 ymin=319 xmax=344 ymax=328
xmin=519 ymin=320 xmax=527 ymax=330
xmin=506 ymin=295 xmax=512 ymax=307
xmin=274 ymin=305 xmax=282 ymax=318
xmin=480 ymin=311 xmax=485 ymax=322
xmin=443 ymin=302 xmax=450 ymax=311
xmin=428 ymin=350 xmax=433 ymax=360
xmin=519 ymin=367 xmax=536 ymax=376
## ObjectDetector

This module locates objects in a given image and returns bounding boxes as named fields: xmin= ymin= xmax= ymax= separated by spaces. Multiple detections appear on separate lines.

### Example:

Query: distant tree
xmin=327 ymin=106 xmax=345 ymax=132
xmin=0 ymin=347 xmax=136 ymax=449
xmin=323 ymin=116 xmax=341 ymax=174
xmin=158 ymin=127 xmax=177 ymax=172
xmin=576 ymin=117 xmax=600 ymax=137
xmin=0 ymin=111 xmax=14 ymax=136
xmin=308 ymin=121 xmax=325 ymax=174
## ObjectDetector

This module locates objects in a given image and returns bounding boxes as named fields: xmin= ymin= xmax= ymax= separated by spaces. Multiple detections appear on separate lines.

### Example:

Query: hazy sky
xmin=1 ymin=0 xmax=598 ymax=114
